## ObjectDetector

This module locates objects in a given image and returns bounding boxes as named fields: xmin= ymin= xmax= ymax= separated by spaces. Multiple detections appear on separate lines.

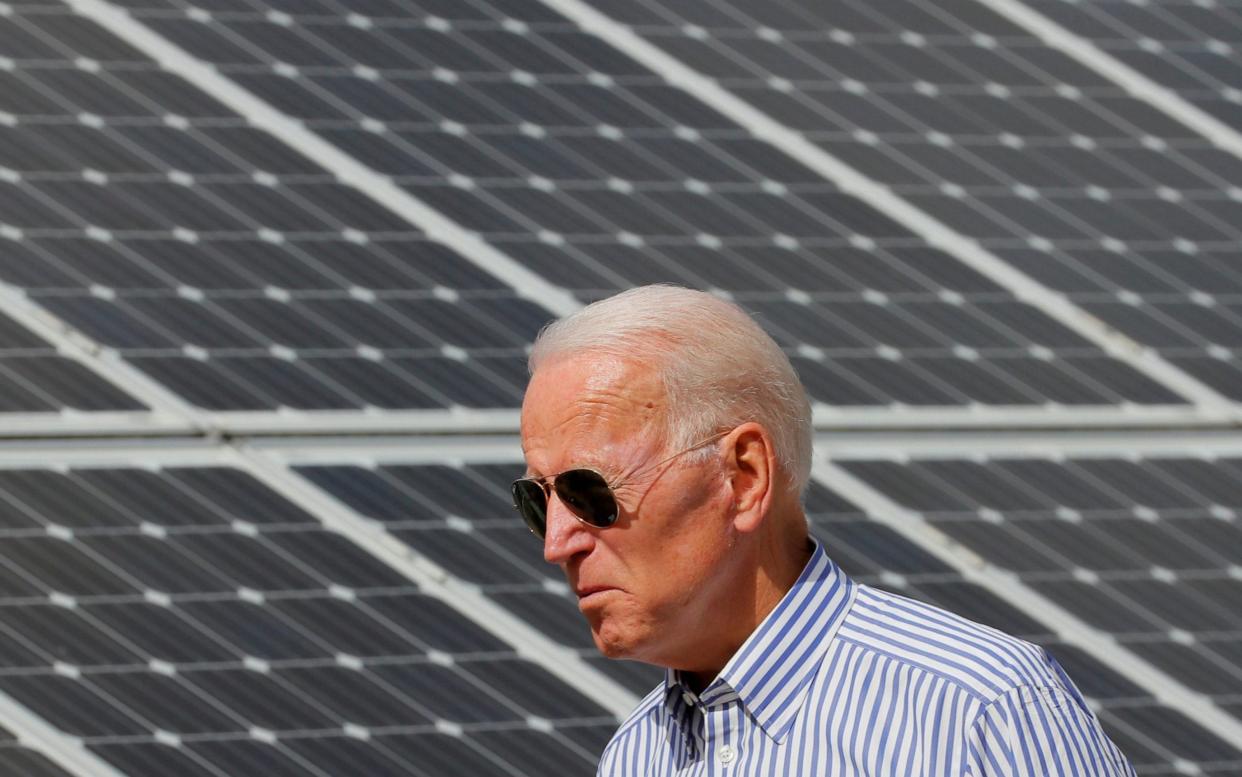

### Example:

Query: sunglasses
xmin=512 ymin=431 xmax=730 ymax=539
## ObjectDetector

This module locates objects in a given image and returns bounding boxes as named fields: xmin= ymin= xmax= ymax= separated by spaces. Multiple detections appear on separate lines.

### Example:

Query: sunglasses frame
xmin=512 ymin=430 xmax=732 ymax=539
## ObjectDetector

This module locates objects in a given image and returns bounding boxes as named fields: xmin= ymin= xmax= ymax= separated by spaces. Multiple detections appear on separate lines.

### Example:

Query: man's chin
xmin=589 ymin=621 xmax=643 ymax=660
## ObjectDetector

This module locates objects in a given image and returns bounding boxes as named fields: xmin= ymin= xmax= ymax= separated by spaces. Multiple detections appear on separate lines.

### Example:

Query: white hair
xmin=528 ymin=285 xmax=813 ymax=498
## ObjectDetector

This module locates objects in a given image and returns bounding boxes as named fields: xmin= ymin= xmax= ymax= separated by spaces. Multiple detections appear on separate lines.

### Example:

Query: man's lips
xmin=575 ymin=585 xmax=616 ymax=600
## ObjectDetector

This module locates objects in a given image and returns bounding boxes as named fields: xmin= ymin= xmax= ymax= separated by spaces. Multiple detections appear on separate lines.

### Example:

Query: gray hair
xmin=528 ymin=285 xmax=813 ymax=498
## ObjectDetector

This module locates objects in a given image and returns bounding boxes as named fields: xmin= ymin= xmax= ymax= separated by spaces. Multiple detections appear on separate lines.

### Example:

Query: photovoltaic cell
xmin=2 ymin=0 xmax=1242 ymax=772
xmin=0 ymin=2 xmax=554 ymax=413
xmin=602 ymin=0 xmax=1242 ymax=400
xmin=0 ymin=0 xmax=1193 ymax=411
xmin=295 ymin=457 xmax=1239 ymax=773
xmin=840 ymin=453 xmax=1242 ymax=756
xmin=0 ymin=464 xmax=612 ymax=777
xmin=1020 ymin=0 xmax=1242 ymax=130
xmin=818 ymin=458 xmax=1242 ymax=770
xmin=0 ymin=308 xmax=144 ymax=412
xmin=299 ymin=460 xmax=667 ymax=695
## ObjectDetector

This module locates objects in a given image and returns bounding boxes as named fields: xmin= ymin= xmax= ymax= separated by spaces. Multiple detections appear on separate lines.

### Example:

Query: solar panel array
xmin=839 ymin=454 xmax=1242 ymax=741
xmin=0 ymin=456 xmax=636 ymax=776
xmin=597 ymin=0 xmax=1242 ymax=402
xmin=0 ymin=0 xmax=1202 ymax=412
xmin=2 ymin=0 xmax=1242 ymax=773
xmin=810 ymin=458 xmax=1242 ymax=773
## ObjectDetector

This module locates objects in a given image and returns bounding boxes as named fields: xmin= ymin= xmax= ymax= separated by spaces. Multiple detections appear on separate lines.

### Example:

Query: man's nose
xmin=543 ymin=494 xmax=595 ymax=565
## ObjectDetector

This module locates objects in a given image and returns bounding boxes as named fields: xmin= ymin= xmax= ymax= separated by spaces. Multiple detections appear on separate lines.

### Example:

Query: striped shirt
xmin=598 ymin=540 xmax=1135 ymax=776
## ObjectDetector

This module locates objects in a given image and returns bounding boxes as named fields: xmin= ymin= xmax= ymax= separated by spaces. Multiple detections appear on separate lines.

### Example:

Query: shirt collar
xmin=663 ymin=538 xmax=856 ymax=743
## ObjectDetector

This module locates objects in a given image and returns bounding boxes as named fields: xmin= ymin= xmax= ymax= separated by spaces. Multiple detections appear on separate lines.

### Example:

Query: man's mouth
xmin=575 ymin=585 xmax=615 ymax=601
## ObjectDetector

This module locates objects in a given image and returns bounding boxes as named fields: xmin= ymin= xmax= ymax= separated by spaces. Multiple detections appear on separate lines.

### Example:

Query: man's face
xmin=519 ymin=355 xmax=739 ymax=667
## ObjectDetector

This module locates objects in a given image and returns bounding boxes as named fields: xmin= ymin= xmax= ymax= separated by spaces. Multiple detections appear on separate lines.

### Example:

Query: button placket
xmin=689 ymin=704 xmax=706 ymax=761
xmin=702 ymin=698 xmax=740 ymax=769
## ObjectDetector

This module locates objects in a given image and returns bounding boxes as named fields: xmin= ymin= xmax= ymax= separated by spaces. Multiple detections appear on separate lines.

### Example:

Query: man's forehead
xmin=519 ymin=355 xmax=666 ymax=460
xmin=524 ymin=354 xmax=663 ymax=412
xmin=578 ymin=354 xmax=640 ymax=392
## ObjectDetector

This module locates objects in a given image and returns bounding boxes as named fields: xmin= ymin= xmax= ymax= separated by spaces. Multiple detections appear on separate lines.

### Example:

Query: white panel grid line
xmin=977 ymin=0 xmax=1242 ymax=164
xmin=0 ymin=399 xmax=1222 ymax=441
xmin=0 ymin=398 xmax=1227 ymax=442
xmin=62 ymin=0 xmax=582 ymax=321
xmin=0 ymin=412 xmax=191 ymax=438
xmin=1 ymin=392 xmax=1228 ymax=442
xmin=0 ymin=689 xmax=133 ymax=777
xmin=202 ymin=408 xmax=522 ymax=438
xmin=808 ymin=403 xmax=1228 ymax=431
xmin=812 ymin=458 xmax=1242 ymax=751
xmin=161 ymin=404 xmax=1234 ymax=440
xmin=530 ymin=0 xmax=1242 ymax=417
xmin=805 ymin=429 xmax=1242 ymax=462
xmin=239 ymin=431 xmax=1242 ymax=469
xmin=235 ymin=446 xmax=641 ymax=721
xmin=0 ymin=427 xmax=1237 ymax=472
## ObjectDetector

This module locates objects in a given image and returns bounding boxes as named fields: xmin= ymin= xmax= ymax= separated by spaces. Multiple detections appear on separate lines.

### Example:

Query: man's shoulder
xmin=838 ymin=583 xmax=1058 ymax=703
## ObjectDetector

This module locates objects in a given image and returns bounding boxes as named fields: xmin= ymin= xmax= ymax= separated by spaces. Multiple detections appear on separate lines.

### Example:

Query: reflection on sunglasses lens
xmin=513 ymin=480 xmax=548 ymax=538
xmin=512 ymin=469 xmax=622 ymax=538
xmin=557 ymin=470 xmax=617 ymax=528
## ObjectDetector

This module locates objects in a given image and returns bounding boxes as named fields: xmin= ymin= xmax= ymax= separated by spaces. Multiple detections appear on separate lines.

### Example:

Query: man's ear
xmin=726 ymin=422 xmax=777 ymax=534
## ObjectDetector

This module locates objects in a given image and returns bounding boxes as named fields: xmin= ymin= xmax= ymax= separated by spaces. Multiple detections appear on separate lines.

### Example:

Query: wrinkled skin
xmin=520 ymin=354 xmax=787 ymax=681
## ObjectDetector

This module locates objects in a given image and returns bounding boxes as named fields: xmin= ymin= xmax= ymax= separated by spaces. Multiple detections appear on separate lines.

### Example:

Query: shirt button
xmin=717 ymin=745 xmax=737 ymax=765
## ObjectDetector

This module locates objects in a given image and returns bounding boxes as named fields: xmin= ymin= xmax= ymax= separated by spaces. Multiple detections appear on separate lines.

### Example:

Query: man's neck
xmin=678 ymin=532 xmax=815 ymax=695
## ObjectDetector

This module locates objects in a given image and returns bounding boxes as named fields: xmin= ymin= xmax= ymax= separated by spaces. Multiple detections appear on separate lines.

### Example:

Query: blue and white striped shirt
xmin=598 ymin=540 xmax=1135 ymax=776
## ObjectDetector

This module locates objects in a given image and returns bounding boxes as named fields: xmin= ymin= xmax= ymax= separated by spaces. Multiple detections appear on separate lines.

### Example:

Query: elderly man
xmin=514 ymin=285 xmax=1134 ymax=776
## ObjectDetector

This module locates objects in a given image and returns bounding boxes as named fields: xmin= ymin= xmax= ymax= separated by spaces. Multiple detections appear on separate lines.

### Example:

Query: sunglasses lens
xmin=554 ymin=469 xmax=619 ymax=529
xmin=511 ymin=480 xmax=548 ymax=538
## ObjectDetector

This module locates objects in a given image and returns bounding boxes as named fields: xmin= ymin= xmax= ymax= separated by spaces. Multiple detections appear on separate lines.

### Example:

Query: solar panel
xmin=4 ymin=0 xmax=1242 ymax=773
xmin=284 ymin=444 xmax=1242 ymax=774
xmin=0 ymin=2 xmax=557 ymax=414
xmin=0 ymin=445 xmax=1236 ymax=773
xmin=815 ymin=456 xmax=1242 ymax=771
xmin=0 ymin=0 xmax=1204 ymax=415
xmin=294 ymin=461 xmax=662 ymax=694
xmin=0 ymin=461 xmax=615 ymax=777
xmin=587 ymin=0 xmax=1242 ymax=402
xmin=838 ymin=453 xmax=1242 ymax=746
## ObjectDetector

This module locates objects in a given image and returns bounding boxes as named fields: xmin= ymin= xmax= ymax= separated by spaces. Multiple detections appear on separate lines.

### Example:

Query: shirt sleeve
xmin=964 ymin=684 xmax=1136 ymax=777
